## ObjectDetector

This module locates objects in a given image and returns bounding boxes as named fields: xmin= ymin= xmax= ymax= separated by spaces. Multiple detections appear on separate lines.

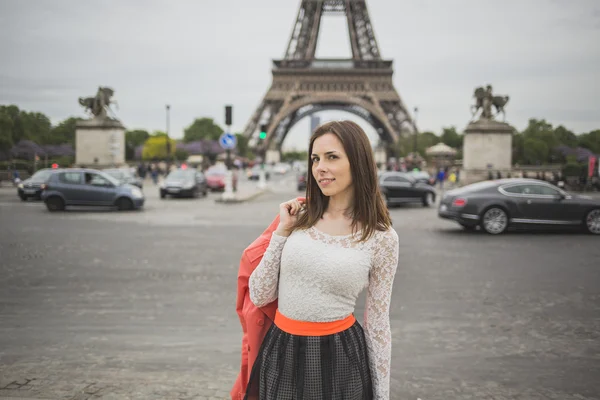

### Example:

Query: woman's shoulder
xmin=372 ymin=226 xmax=398 ymax=244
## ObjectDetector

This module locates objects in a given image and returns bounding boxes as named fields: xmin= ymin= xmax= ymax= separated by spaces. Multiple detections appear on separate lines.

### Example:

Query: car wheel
xmin=422 ymin=192 xmax=434 ymax=207
xmin=160 ymin=191 xmax=166 ymax=199
xmin=584 ymin=208 xmax=600 ymax=234
xmin=481 ymin=207 xmax=508 ymax=234
xmin=116 ymin=197 xmax=134 ymax=211
xmin=19 ymin=194 xmax=27 ymax=201
xmin=45 ymin=196 xmax=65 ymax=212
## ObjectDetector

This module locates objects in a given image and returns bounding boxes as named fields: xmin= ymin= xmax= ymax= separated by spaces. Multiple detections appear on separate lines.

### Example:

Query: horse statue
xmin=470 ymin=85 xmax=509 ymax=121
xmin=78 ymin=87 xmax=118 ymax=119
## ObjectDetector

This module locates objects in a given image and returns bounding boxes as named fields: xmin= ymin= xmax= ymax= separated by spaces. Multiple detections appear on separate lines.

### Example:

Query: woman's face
xmin=311 ymin=133 xmax=352 ymax=197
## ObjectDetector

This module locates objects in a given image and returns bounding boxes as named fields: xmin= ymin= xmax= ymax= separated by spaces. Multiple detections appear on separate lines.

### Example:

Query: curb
xmin=214 ymin=188 xmax=270 ymax=204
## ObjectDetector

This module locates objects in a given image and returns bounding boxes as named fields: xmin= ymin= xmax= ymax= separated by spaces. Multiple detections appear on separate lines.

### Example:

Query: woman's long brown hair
xmin=291 ymin=120 xmax=392 ymax=242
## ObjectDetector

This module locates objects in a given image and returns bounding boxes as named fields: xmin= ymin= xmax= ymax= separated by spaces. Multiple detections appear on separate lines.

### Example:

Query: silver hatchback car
xmin=41 ymin=168 xmax=145 ymax=211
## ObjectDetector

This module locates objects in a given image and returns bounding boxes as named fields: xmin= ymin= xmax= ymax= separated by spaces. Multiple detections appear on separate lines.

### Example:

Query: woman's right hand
xmin=275 ymin=197 xmax=306 ymax=237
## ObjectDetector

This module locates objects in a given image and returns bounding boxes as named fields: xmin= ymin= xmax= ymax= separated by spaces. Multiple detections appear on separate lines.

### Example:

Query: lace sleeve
xmin=249 ymin=232 xmax=288 ymax=307
xmin=364 ymin=229 xmax=399 ymax=400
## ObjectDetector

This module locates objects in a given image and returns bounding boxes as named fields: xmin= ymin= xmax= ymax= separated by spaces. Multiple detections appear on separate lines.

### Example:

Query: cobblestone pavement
xmin=0 ymin=177 xmax=599 ymax=400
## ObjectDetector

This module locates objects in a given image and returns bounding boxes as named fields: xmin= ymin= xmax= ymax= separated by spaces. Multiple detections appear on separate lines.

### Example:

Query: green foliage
xmin=183 ymin=118 xmax=223 ymax=142
xmin=142 ymin=136 xmax=176 ymax=160
xmin=578 ymin=130 xmax=600 ymax=154
xmin=48 ymin=117 xmax=82 ymax=145
xmin=125 ymin=129 xmax=150 ymax=147
xmin=0 ymin=112 xmax=14 ymax=152
xmin=125 ymin=129 xmax=150 ymax=160
xmin=440 ymin=126 xmax=463 ymax=149
xmin=522 ymin=137 xmax=548 ymax=164
xmin=563 ymin=161 xmax=586 ymax=177
xmin=174 ymin=148 xmax=189 ymax=161
xmin=235 ymin=133 xmax=249 ymax=158
xmin=281 ymin=151 xmax=308 ymax=162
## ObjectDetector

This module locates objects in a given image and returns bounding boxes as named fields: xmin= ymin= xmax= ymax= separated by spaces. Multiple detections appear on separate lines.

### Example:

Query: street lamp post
xmin=413 ymin=106 xmax=419 ymax=154
xmin=165 ymin=104 xmax=171 ymax=166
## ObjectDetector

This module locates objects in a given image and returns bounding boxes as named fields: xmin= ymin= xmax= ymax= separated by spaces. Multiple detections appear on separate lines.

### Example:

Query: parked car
xmin=297 ymin=171 xmax=307 ymax=192
xmin=273 ymin=163 xmax=291 ymax=175
xmin=41 ymin=169 xmax=144 ymax=211
xmin=379 ymin=172 xmax=436 ymax=207
xmin=104 ymin=168 xmax=143 ymax=188
xmin=248 ymin=165 xmax=271 ymax=181
xmin=408 ymin=170 xmax=435 ymax=185
xmin=17 ymin=168 xmax=54 ymax=201
xmin=205 ymin=168 xmax=237 ymax=192
xmin=160 ymin=168 xmax=207 ymax=198
xmin=438 ymin=178 xmax=600 ymax=235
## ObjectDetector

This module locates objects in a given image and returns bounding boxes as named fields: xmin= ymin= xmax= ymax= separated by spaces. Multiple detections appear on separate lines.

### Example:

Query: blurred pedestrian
xmin=437 ymin=168 xmax=445 ymax=189
xmin=239 ymin=120 xmax=399 ymax=400
xmin=150 ymin=166 xmax=158 ymax=185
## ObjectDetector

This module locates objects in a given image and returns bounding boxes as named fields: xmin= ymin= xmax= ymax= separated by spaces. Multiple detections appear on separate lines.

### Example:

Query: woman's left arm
xmin=364 ymin=229 xmax=399 ymax=400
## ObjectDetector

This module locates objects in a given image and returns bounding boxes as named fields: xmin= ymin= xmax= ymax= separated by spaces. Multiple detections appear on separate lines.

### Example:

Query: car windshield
xmin=93 ymin=171 xmax=120 ymax=186
xmin=458 ymin=181 xmax=498 ymax=193
xmin=30 ymin=169 xmax=53 ymax=181
xmin=206 ymin=169 xmax=225 ymax=177
xmin=410 ymin=171 xmax=429 ymax=179
xmin=167 ymin=170 xmax=193 ymax=180
xmin=104 ymin=170 xmax=125 ymax=180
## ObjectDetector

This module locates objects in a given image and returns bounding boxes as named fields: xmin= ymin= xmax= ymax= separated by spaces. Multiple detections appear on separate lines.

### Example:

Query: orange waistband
xmin=274 ymin=309 xmax=356 ymax=337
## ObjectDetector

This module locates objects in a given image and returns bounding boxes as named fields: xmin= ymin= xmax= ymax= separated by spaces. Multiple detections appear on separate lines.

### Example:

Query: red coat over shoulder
xmin=230 ymin=215 xmax=279 ymax=400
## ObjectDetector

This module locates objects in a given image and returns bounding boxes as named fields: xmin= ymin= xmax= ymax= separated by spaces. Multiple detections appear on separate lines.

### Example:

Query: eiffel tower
xmin=243 ymin=0 xmax=417 ymax=161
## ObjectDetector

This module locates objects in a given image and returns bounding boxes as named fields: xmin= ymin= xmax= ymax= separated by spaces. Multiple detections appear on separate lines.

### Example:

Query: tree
xmin=0 ymin=112 xmax=14 ymax=154
xmin=235 ymin=133 xmax=249 ymax=158
xmin=578 ymin=130 xmax=600 ymax=154
xmin=440 ymin=126 xmax=463 ymax=149
xmin=523 ymin=138 xmax=548 ymax=165
xmin=142 ymin=136 xmax=176 ymax=160
xmin=48 ymin=117 xmax=82 ymax=145
xmin=125 ymin=129 xmax=150 ymax=147
xmin=282 ymin=151 xmax=308 ymax=162
xmin=553 ymin=125 xmax=577 ymax=148
xmin=183 ymin=118 xmax=223 ymax=142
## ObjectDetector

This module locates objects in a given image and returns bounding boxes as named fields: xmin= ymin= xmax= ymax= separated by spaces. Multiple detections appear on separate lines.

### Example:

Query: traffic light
xmin=225 ymin=105 xmax=233 ymax=126
xmin=259 ymin=124 xmax=267 ymax=140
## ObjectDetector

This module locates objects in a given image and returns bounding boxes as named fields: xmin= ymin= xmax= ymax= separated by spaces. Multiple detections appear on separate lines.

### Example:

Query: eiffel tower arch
xmin=243 ymin=0 xmax=417 ymax=162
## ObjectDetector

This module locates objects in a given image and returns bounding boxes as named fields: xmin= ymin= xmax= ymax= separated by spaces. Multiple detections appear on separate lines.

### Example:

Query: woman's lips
xmin=319 ymin=178 xmax=335 ymax=187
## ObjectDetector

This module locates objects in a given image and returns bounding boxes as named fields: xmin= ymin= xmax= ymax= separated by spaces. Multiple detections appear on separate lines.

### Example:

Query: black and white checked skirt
xmin=244 ymin=319 xmax=373 ymax=400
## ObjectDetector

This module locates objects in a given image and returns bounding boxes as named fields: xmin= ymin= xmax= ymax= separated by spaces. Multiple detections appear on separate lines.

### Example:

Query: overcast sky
xmin=1 ymin=0 xmax=599 ymax=151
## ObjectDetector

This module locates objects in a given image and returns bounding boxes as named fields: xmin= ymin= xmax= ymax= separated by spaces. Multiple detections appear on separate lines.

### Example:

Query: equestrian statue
xmin=471 ymin=84 xmax=509 ymax=121
xmin=78 ymin=87 xmax=118 ymax=119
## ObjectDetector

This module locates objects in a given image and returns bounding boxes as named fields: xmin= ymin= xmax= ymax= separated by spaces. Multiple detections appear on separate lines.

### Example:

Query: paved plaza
xmin=0 ymin=176 xmax=599 ymax=400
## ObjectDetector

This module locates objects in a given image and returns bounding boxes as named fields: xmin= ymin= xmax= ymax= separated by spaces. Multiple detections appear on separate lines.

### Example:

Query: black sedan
xmin=438 ymin=178 xmax=600 ymax=235
xmin=17 ymin=168 xmax=54 ymax=201
xmin=160 ymin=168 xmax=207 ymax=199
xmin=379 ymin=172 xmax=437 ymax=207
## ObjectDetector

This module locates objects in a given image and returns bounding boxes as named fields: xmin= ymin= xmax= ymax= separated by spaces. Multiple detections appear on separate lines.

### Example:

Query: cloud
xmin=0 ymin=0 xmax=598 ymax=153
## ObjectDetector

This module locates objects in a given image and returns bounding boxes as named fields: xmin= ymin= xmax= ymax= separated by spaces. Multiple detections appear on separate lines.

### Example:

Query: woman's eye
xmin=311 ymin=158 xmax=319 ymax=163
xmin=329 ymin=155 xmax=337 ymax=160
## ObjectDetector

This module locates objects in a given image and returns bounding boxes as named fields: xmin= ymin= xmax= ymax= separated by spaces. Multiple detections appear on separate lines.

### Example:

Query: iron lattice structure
xmin=243 ymin=0 xmax=417 ymax=156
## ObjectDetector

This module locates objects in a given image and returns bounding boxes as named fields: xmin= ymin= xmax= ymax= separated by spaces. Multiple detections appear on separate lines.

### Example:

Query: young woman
xmin=245 ymin=120 xmax=399 ymax=400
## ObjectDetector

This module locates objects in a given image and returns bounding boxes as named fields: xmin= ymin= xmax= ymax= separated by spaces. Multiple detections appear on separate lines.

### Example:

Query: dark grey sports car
xmin=379 ymin=171 xmax=437 ymax=207
xmin=438 ymin=178 xmax=600 ymax=234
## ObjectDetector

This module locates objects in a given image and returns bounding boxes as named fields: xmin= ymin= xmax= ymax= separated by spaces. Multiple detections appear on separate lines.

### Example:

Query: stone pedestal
xmin=75 ymin=118 xmax=126 ymax=167
xmin=462 ymin=119 xmax=514 ymax=184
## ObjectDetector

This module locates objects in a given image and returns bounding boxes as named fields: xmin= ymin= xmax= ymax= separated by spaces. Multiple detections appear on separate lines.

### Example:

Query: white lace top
xmin=249 ymin=225 xmax=399 ymax=400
